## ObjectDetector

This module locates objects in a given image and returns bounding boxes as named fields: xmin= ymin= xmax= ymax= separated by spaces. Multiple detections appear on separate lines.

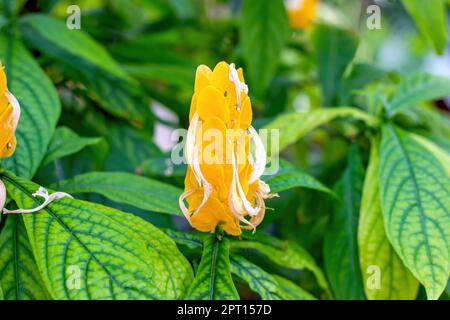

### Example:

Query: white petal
xmin=6 ymin=91 xmax=20 ymax=132
xmin=179 ymin=189 xmax=195 ymax=224
xmin=229 ymin=63 xmax=248 ymax=110
xmin=0 ymin=179 xmax=6 ymax=212
xmin=248 ymin=126 xmax=267 ymax=184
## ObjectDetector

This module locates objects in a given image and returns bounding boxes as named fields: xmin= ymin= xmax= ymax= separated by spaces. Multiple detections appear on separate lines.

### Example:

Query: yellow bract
xmin=286 ymin=0 xmax=318 ymax=30
xmin=180 ymin=61 xmax=274 ymax=236
xmin=0 ymin=63 xmax=19 ymax=159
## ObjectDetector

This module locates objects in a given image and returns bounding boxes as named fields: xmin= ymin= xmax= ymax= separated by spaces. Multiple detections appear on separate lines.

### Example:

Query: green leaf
xmin=41 ymin=127 xmax=102 ymax=167
xmin=387 ymin=73 xmax=450 ymax=116
xmin=311 ymin=24 xmax=359 ymax=106
xmin=137 ymin=157 xmax=186 ymax=178
xmin=0 ymin=37 xmax=60 ymax=179
xmin=53 ymin=171 xmax=183 ymax=216
xmin=0 ymin=215 xmax=50 ymax=300
xmin=339 ymin=63 xmax=385 ymax=105
xmin=401 ymin=0 xmax=446 ymax=54
xmin=324 ymin=145 xmax=366 ymax=299
xmin=186 ymin=235 xmax=239 ymax=300
xmin=379 ymin=125 xmax=450 ymax=300
xmin=230 ymin=240 xmax=329 ymax=294
xmin=358 ymin=142 xmax=419 ymax=300
xmin=265 ymin=160 xmax=334 ymax=195
xmin=240 ymin=0 xmax=289 ymax=96
xmin=1 ymin=172 xmax=193 ymax=299
xmin=410 ymin=133 xmax=450 ymax=175
xmin=264 ymin=107 xmax=378 ymax=151
xmin=18 ymin=14 xmax=151 ymax=124
xmin=230 ymin=255 xmax=315 ymax=300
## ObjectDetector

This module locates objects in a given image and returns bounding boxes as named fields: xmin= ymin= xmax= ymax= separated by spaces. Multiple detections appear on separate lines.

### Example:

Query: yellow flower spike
xmin=285 ymin=0 xmax=319 ymax=30
xmin=179 ymin=61 xmax=276 ymax=236
xmin=0 ymin=63 xmax=21 ymax=159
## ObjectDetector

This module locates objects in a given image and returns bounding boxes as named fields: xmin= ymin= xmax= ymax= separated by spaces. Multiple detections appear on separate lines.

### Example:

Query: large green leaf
xmin=230 ymin=239 xmax=329 ymax=294
xmin=0 ymin=215 xmax=49 ymax=300
xmin=311 ymin=24 xmax=359 ymax=106
xmin=324 ymin=145 xmax=365 ymax=299
xmin=0 ymin=37 xmax=60 ymax=179
xmin=41 ymin=127 xmax=102 ymax=167
xmin=358 ymin=142 xmax=419 ymax=300
xmin=264 ymin=107 xmax=378 ymax=151
xmin=387 ymin=73 xmax=450 ymax=116
xmin=379 ymin=125 xmax=450 ymax=300
xmin=53 ymin=171 xmax=182 ymax=216
xmin=265 ymin=160 xmax=334 ymax=195
xmin=240 ymin=0 xmax=289 ymax=96
xmin=18 ymin=14 xmax=151 ymax=125
xmin=186 ymin=235 xmax=239 ymax=300
xmin=401 ymin=0 xmax=446 ymax=54
xmin=1 ymin=172 xmax=193 ymax=299
xmin=230 ymin=255 xmax=315 ymax=300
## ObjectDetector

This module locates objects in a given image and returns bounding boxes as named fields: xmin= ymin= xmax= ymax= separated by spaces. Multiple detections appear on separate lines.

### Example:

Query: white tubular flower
xmin=3 ymin=186 xmax=73 ymax=214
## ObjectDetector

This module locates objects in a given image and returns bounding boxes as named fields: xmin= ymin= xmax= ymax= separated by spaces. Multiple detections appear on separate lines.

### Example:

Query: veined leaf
xmin=358 ymin=142 xmax=419 ymax=300
xmin=53 ymin=171 xmax=182 ymax=216
xmin=163 ymin=229 xmax=204 ymax=251
xmin=1 ymin=172 xmax=193 ymax=299
xmin=240 ymin=0 xmax=289 ymax=96
xmin=265 ymin=160 xmax=334 ymax=195
xmin=18 ymin=14 xmax=151 ymax=124
xmin=379 ymin=125 xmax=450 ymax=300
xmin=0 ymin=37 xmax=60 ymax=179
xmin=324 ymin=145 xmax=365 ymax=299
xmin=387 ymin=73 xmax=450 ymax=116
xmin=264 ymin=107 xmax=378 ymax=151
xmin=230 ymin=255 xmax=315 ymax=300
xmin=410 ymin=133 xmax=450 ymax=175
xmin=186 ymin=235 xmax=239 ymax=300
xmin=311 ymin=24 xmax=359 ymax=106
xmin=42 ymin=127 xmax=102 ymax=167
xmin=230 ymin=240 xmax=329 ymax=294
xmin=401 ymin=0 xmax=446 ymax=55
xmin=0 ymin=215 xmax=50 ymax=300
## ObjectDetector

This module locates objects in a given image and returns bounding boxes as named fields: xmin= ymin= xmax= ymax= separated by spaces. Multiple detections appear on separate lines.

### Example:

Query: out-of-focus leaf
xmin=265 ymin=160 xmax=334 ymax=195
xmin=124 ymin=63 xmax=194 ymax=89
xmin=339 ymin=63 xmax=385 ymax=105
xmin=42 ymin=127 xmax=102 ymax=167
xmin=18 ymin=14 xmax=152 ymax=125
xmin=230 ymin=240 xmax=329 ymax=294
xmin=324 ymin=145 xmax=365 ymax=299
xmin=0 ymin=215 xmax=50 ymax=300
xmin=53 ymin=171 xmax=183 ymax=216
xmin=0 ymin=37 xmax=60 ymax=179
xmin=402 ymin=0 xmax=446 ymax=54
xmin=230 ymin=255 xmax=315 ymax=300
xmin=186 ymin=235 xmax=239 ymax=300
xmin=2 ymin=172 xmax=193 ymax=300
xmin=240 ymin=0 xmax=289 ymax=96
xmin=379 ymin=125 xmax=450 ymax=300
xmin=312 ymin=24 xmax=359 ymax=106
xmin=264 ymin=107 xmax=378 ymax=151
xmin=386 ymin=73 xmax=450 ymax=116
xmin=0 ymin=0 xmax=26 ymax=16
xmin=137 ymin=157 xmax=186 ymax=178
xmin=358 ymin=142 xmax=419 ymax=300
